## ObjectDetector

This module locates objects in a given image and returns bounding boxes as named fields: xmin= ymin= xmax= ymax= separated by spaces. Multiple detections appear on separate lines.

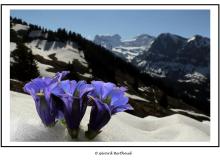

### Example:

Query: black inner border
xmin=1 ymin=3 xmax=219 ymax=148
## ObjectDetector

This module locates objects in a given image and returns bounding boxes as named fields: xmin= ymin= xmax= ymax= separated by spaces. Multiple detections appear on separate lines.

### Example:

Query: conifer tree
xmin=11 ymin=43 xmax=39 ymax=82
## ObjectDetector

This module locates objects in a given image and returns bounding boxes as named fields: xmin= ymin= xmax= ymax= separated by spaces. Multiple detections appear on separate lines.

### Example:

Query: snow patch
xmin=26 ymin=42 xmax=51 ymax=60
xmin=125 ymin=92 xmax=150 ymax=102
xmin=12 ymin=24 xmax=29 ymax=31
xmin=36 ymin=62 xmax=55 ymax=77
xmin=10 ymin=42 xmax=17 ymax=52
xmin=79 ymin=72 xmax=93 ymax=78
xmin=138 ymin=86 xmax=150 ymax=92
xmin=10 ymin=91 xmax=210 ymax=142
xmin=54 ymin=49 xmax=88 ymax=67
xmin=178 ymin=72 xmax=207 ymax=84
xmin=94 ymin=34 xmax=155 ymax=62
xmin=26 ymin=39 xmax=88 ymax=67
xmin=187 ymin=36 xmax=196 ymax=43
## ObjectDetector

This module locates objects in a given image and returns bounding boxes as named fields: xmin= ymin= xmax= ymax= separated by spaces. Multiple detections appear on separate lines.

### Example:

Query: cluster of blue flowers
xmin=24 ymin=71 xmax=133 ymax=139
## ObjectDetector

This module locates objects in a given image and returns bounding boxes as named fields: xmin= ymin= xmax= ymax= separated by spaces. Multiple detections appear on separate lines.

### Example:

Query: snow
xmin=10 ymin=79 xmax=23 ymax=83
xmin=202 ymin=121 xmax=210 ymax=125
xmin=26 ymin=40 xmax=51 ymax=60
xmin=10 ymin=42 xmax=17 ymax=52
xmin=94 ymin=34 xmax=154 ymax=62
xmin=12 ymin=24 xmax=29 ymax=31
xmin=187 ymin=35 xmax=210 ymax=47
xmin=79 ymin=72 xmax=93 ymax=78
xmin=36 ymin=62 xmax=55 ymax=77
xmin=137 ymin=60 xmax=147 ymax=67
xmin=145 ymin=70 xmax=166 ymax=78
xmin=178 ymin=72 xmax=207 ymax=84
xmin=125 ymin=92 xmax=150 ymax=102
xmin=170 ymin=108 xmax=210 ymax=119
xmin=55 ymin=48 xmax=88 ymax=67
xmin=122 ymin=38 xmax=137 ymax=42
xmin=187 ymin=36 xmax=196 ymax=43
xmin=10 ymin=57 xmax=15 ymax=63
xmin=10 ymin=91 xmax=210 ymax=142
xmin=26 ymin=39 xmax=88 ymax=67
xmin=112 ymin=46 xmax=146 ymax=62
xmin=138 ymin=86 xmax=150 ymax=92
xmin=185 ymin=72 xmax=206 ymax=79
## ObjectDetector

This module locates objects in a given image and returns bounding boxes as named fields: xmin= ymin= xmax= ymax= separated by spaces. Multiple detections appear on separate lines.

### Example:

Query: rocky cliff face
xmin=94 ymin=34 xmax=155 ymax=62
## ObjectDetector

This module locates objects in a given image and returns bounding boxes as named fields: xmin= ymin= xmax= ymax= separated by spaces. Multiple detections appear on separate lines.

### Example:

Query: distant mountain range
xmin=94 ymin=33 xmax=210 ymax=82
xmin=94 ymin=34 xmax=155 ymax=62
xmin=94 ymin=33 xmax=210 ymax=112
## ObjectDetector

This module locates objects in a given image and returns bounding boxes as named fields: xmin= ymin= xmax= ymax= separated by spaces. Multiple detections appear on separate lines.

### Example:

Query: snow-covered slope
xmin=10 ymin=91 xmax=209 ymax=142
xmin=26 ymin=39 xmax=88 ymax=65
xmin=36 ymin=61 xmax=55 ymax=77
xmin=11 ymin=23 xmax=30 ymax=31
xmin=23 ymin=39 xmax=89 ymax=77
xmin=10 ymin=22 xmax=89 ymax=78
xmin=94 ymin=34 xmax=155 ymax=62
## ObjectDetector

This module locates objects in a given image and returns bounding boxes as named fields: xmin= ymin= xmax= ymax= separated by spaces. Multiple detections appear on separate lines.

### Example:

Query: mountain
xmin=10 ymin=17 xmax=210 ymax=120
xmin=94 ymin=32 xmax=210 ymax=113
xmin=94 ymin=34 xmax=155 ymax=62
xmin=133 ymin=33 xmax=210 ymax=112
xmin=94 ymin=34 xmax=121 ymax=50
xmin=133 ymin=33 xmax=209 ymax=79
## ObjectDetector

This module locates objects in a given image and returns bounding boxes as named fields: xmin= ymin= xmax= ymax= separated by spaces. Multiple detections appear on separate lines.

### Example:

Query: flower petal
xmin=60 ymin=80 xmax=77 ymax=95
xmin=108 ymin=89 xmax=124 ymax=105
xmin=88 ymin=97 xmax=111 ymax=131
xmin=91 ymin=81 xmax=104 ymax=98
xmin=91 ymin=81 xmax=116 ymax=100
xmin=51 ymin=94 xmax=65 ymax=119
xmin=61 ymin=96 xmax=83 ymax=130
xmin=119 ymin=86 xmax=127 ymax=92
xmin=101 ymin=82 xmax=116 ymax=100
xmin=112 ymin=95 xmax=128 ymax=107
xmin=111 ymin=104 xmax=133 ymax=115
xmin=78 ymin=84 xmax=94 ymax=98
xmin=35 ymin=94 xmax=55 ymax=126
xmin=23 ymin=82 xmax=39 ymax=97
xmin=54 ymin=71 xmax=70 ymax=82
xmin=50 ymin=80 xmax=77 ymax=96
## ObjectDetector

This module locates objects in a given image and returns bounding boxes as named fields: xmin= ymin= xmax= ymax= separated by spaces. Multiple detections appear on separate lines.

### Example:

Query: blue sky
xmin=11 ymin=10 xmax=210 ymax=40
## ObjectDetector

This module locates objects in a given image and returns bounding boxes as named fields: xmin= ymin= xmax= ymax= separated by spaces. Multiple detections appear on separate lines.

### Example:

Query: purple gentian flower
xmin=54 ymin=71 xmax=70 ymax=82
xmin=23 ymin=71 xmax=69 ymax=126
xmin=86 ymin=81 xmax=133 ymax=139
xmin=51 ymin=80 xmax=94 ymax=138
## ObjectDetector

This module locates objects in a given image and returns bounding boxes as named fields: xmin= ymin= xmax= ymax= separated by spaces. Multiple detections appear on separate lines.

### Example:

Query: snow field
xmin=10 ymin=91 xmax=209 ymax=142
